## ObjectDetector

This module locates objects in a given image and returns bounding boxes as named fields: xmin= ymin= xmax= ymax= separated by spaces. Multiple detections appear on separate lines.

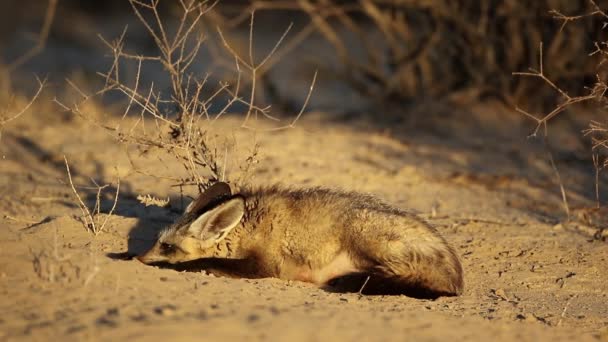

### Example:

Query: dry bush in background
xmin=215 ymin=0 xmax=605 ymax=108
xmin=516 ymin=3 xmax=608 ymax=185
xmin=6 ymin=0 xmax=57 ymax=71
xmin=55 ymin=0 xmax=316 ymax=202
xmin=514 ymin=1 xmax=608 ymax=237
xmin=213 ymin=0 xmax=608 ymax=235
xmin=0 ymin=0 xmax=53 ymax=141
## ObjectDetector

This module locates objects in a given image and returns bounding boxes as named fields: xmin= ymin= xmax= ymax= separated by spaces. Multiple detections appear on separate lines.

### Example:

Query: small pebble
xmin=154 ymin=305 xmax=177 ymax=316
xmin=96 ymin=317 xmax=118 ymax=328
xmin=495 ymin=288 xmax=509 ymax=301
xmin=106 ymin=308 xmax=119 ymax=316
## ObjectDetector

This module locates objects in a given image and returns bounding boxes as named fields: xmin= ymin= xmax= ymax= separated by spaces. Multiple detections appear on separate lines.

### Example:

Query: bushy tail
xmin=363 ymin=238 xmax=464 ymax=298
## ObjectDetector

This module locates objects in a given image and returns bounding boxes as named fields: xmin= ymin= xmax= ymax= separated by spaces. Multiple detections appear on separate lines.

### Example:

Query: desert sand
xmin=1 ymin=107 xmax=607 ymax=341
xmin=1 ymin=2 xmax=608 ymax=341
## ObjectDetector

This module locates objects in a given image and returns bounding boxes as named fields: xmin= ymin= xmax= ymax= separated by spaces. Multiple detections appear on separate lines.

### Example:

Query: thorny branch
xmin=56 ymin=0 xmax=316 ymax=199
xmin=514 ymin=0 xmax=608 ymax=211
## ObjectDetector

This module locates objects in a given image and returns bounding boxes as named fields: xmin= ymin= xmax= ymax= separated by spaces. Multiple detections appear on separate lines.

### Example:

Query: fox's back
xmin=239 ymin=187 xmax=449 ymax=273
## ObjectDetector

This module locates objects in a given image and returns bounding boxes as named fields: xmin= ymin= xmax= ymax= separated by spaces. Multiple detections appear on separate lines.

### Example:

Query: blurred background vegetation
xmin=1 ymin=0 xmax=607 ymax=211
xmin=2 ymin=0 xmax=606 ymax=108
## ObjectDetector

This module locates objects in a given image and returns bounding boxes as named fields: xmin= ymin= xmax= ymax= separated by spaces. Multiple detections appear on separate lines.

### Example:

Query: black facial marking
xmin=160 ymin=242 xmax=177 ymax=255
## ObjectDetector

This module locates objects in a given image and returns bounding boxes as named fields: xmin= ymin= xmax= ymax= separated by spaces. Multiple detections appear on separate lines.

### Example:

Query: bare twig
xmin=63 ymin=156 xmax=120 ymax=235
xmin=358 ymin=275 xmax=371 ymax=297
xmin=99 ymin=170 xmax=120 ymax=232
xmin=592 ymin=153 xmax=603 ymax=208
xmin=242 ymin=70 xmax=318 ymax=131
xmin=216 ymin=11 xmax=294 ymax=126
xmin=83 ymin=265 xmax=100 ymax=287
xmin=64 ymin=156 xmax=96 ymax=233
xmin=513 ymin=43 xmax=599 ymax=137
xmin=514 ymin=1 xmax=608 ymax=216
xmin=0 ymin=77 xmax=46 ymax=141
xmin=547 ymin=148 xmax=570 ymax=220
xmin=8 ymin=0 xmax=58 ymax=71
xmin=557 ymin=294 xmax=577 ymax=326
xmin=550 ymin=0 xmax=608 ymax=33
xmin=3 ymin=215 xmax=40 ymax=225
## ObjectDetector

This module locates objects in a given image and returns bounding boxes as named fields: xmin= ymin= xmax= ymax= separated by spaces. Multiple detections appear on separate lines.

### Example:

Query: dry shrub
xmin=513 ymin=1 xmax=608 ymax=237
xmin=55 ymin=0 xmax=315 ymax=200
xmin=63 ymin=156 xmax=120 ymax=235
xmin=519 ymin=4 xmax=608 ymax=178
xmin=216 ymin=1 xmax=608 ymax=233
xmin=223 ymin=0 xmax=605 ymax=108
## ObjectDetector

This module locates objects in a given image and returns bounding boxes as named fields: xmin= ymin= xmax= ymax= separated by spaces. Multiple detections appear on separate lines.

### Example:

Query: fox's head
xmin=137 ymin=182 xmax=245 ymax=264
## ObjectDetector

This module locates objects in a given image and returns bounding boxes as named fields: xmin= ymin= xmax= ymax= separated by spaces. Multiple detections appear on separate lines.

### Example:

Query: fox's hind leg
xmin=355 ymin=237 xmax=464 ymax=298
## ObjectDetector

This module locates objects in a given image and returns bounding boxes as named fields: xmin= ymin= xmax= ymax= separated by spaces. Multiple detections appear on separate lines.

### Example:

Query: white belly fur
xmin=281 ymin=252 xmax=361 ymax=285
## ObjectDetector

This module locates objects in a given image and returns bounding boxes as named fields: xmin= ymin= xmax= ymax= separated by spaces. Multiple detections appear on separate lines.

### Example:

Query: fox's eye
xmin=160 ymin=242 xmax=176 ymax=254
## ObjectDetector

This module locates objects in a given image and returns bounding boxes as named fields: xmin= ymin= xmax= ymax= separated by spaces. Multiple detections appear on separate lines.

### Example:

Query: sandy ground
xmin=0 ymin=4 xmax=607 ymax=340
xmin=1 ymin=105 xmax=607 ymax=341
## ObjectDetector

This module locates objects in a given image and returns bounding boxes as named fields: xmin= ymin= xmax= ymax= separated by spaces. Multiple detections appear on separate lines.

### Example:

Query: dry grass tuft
xmin=64 ymin=156 xmax=120 ymax=235
xmin=217 ymin=0 xmax=605 ymax=108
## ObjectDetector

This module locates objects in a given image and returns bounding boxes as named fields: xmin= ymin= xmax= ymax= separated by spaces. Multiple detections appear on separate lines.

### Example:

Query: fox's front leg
xmin=197 ymin=257 xmax=269 ymax=279
xmin=153 ymin=256 xmax=270 ymax=279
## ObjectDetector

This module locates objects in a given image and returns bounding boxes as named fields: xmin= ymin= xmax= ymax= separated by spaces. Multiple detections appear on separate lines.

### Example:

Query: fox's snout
xmin=135 ymin=255 xmax=148 ymax=263
xmin=136 ymin=253 xmax=166 ymax=264
xmin=136 ymin=245 xmax=163 ymax=264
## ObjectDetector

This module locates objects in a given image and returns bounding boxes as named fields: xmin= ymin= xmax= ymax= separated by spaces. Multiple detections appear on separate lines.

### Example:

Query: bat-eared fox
xmin=137 ymin=182 xmax=463 ymax=298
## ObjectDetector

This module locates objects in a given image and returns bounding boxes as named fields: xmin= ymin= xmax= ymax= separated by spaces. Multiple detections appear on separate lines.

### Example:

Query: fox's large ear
xmin=187 ymin=196 xmax=245 ymax=242
xmin=186 ymin=182 xmax=232 ymax=215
